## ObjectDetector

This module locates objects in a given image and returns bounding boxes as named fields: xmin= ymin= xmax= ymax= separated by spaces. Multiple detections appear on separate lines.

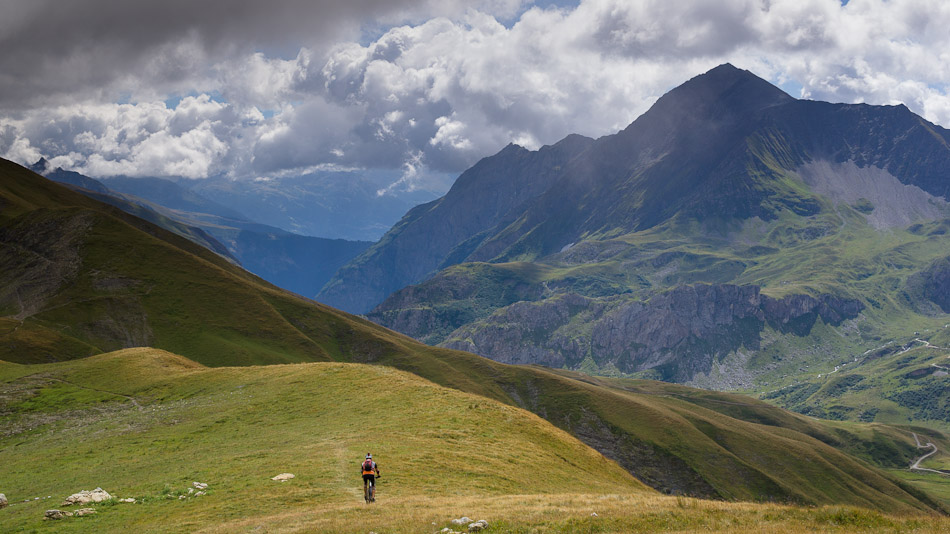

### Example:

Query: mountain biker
xmin=361 ymin=453 xmax=380 ymax=502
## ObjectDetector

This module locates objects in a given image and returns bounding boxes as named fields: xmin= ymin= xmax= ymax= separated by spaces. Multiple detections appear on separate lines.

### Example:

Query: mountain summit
xmin=319 ymin=64 xmax=950 ymax=314
xmin=319 ymin=65 xmax=950 ymax=429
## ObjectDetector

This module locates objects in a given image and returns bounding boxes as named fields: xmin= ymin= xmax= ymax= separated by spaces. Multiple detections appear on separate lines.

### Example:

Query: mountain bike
xmin=364 ymin=476 xmax=378 ymax=503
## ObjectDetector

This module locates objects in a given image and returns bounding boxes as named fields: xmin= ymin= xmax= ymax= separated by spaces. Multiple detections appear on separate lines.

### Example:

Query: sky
xmin=2 ymin=0 xmax=950 ymax=195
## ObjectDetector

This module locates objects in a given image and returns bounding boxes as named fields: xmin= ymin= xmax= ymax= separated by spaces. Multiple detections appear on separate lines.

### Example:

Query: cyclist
xmin=361 ymin=453 xmax=380 ymax=502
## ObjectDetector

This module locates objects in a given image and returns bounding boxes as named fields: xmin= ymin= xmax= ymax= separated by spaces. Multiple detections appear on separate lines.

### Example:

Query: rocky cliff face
xmin=441 ymin=284 xmax=863 ymax=382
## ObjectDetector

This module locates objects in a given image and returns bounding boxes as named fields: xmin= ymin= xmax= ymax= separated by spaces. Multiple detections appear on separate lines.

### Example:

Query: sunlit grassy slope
xmin=2 ymin=350 xmax=949 ymax=534
xmin=0 ymin=348 xmax=646 ymax=532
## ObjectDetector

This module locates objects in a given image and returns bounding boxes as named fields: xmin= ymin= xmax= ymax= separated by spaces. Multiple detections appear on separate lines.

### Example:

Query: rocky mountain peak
xmin=622 ymin=63 xmax=793 ymax=139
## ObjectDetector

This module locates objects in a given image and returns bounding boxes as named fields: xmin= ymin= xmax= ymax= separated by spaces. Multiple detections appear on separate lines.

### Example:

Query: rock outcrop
xmin=0 ymin=493 xmax=7 ymax=508
xmin=444 ymin=284 xmax=863 ymax=382
xmin=62 ymin=487 xmax=111 ymax=506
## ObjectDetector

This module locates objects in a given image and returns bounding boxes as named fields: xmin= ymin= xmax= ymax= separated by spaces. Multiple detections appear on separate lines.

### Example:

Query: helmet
xmin=366 ymin=453 xmax=372 ymax=459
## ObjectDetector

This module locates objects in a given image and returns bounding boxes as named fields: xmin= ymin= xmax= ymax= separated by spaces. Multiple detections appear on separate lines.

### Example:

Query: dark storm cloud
xmin=0 ymin=0 xmax=432 ymax=109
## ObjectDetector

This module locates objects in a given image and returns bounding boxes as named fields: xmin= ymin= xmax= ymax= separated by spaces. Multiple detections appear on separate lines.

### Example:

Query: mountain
xmin=189 ymin=170 xmax=444 ymax=241
xmin=215 ymin=225 xmax=371 ymax=298
xmin=36 ymin=165 xmax=371 ymax=298
xmin=321 ymin=64 xmax=950 ymax=314
xmin=35 ymin=161 xmax=113 ymax=195
xmin=2 ymin=157 xmax=945 ymax=512
xmin=319 ymin=65 xmax=950 ymax=427
xmin=98 ymin=175 xmax=249 ymax=221
xmin=318 ymin=133 xmax=596 ymax=313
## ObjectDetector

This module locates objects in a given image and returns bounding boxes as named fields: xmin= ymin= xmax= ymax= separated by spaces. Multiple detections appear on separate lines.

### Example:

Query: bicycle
xmin=364 ymin=479 xmax=373 ymax=503
xmin=364 ymin=474 xmax=379 ymax=503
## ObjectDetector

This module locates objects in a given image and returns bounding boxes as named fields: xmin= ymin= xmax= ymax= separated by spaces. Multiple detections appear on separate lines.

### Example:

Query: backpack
xmin=362 ymin=460 xmax=374 ymax=472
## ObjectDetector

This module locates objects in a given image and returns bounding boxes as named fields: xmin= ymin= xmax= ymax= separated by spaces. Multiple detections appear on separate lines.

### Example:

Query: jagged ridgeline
xmin=320 ymin=65 xmax=950 ymax=410
xmin=1 ymin=158 xmax=947 ymax=515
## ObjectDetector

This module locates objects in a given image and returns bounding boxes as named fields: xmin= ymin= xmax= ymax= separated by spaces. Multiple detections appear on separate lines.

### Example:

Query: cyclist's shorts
xmin=363 ymin=474 xmax=376 ymax=485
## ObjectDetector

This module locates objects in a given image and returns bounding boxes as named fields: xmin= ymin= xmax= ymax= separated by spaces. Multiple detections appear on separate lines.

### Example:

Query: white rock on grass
xmin=193 ymin=482 xmax=208 ymax=490
xmin=62 ymin=487 xmax=111 ymax=506
xmin=271 ymin=473 xmax=295 ymax=482
xmin=119 ymin=498 xmax=136 ymax=503
xmin=45 ymin=509 xmax=71 ymax=520
xmin=0 ymin=493 xmax=7 ymax=508
xmin=468 ymin=520 xmax=489 ymax=532
xmin=74 ymin=508 xmax=97 ymax=517
xmin=451 ymin=517 xmax=472 ymax=525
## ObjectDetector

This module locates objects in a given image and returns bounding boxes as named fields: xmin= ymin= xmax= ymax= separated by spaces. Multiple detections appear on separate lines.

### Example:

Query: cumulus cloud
xmin=3 ymin=0 xmax=950 ymax=187
xmin=3 ymin=95 xmax=241 ymax=178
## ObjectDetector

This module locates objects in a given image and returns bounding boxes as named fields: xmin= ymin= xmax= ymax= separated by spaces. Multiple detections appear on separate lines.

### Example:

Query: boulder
xmin=0 ymin=493 xmax=7 ymax=508
xmin=193 ymin=482 xmax=208 ymax=490
xmin=271 ymin=473 xmax=295 ymax=482
xmin=469 ymin=519 xmax=489 ymax=532
xmin=62 ymin=487 xmax=111 ymax=506
xmin=119 ymin=498 xmax=136 ymax=503
xmin=451 ymin=517 xmax=472 ymax=525
xmin=74 ymin=508 xmax=97 ymax=517
xmin=45 ymin=509 xmax=72 ymax=520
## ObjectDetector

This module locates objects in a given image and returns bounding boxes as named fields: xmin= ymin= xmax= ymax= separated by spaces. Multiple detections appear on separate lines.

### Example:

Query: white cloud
xmin=1 ymin=95 xmax=238 ymax=179
xmin=4 ymin=0 xmax=950 ymax=186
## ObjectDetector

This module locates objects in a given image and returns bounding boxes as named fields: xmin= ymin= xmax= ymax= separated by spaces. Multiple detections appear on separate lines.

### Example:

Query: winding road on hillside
xmin=910 ymin=433 xmax=948 ymax=475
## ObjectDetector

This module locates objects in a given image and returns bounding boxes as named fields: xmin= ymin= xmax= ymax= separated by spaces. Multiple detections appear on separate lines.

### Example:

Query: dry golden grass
xmin=201 ymin=493 xmax=950 ymax=534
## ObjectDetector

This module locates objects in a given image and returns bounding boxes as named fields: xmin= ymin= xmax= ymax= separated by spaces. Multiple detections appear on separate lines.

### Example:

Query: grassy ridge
xmin=0 ymin=349 xmax=647 ymax=533
xmin=0 ymin=158 xmax=350 ymax=366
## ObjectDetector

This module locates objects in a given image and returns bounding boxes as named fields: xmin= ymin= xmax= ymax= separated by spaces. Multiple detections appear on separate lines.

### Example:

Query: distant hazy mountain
xmin=38 ymin=167 xmax=370 ymax=298
xmin=99 ymin=176 xmax=250 ymax=221
xmin=322 ymin=64 xmax=950 ymax=429
xmin=189 ymin=171 xmax=444 ymax=241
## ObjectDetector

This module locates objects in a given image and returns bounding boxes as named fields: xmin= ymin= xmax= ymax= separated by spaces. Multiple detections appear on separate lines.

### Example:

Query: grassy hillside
xmin=1 ymin=350 xmax=948 ymax=534
xmin=763 ymin=331 xmax=950 ymax=432
xmin=1 ymin=158 xmax=947 ymax=513
xmin=0 ymin=349 xmax=647 ymax=532
xmin=0 ymin=157 xmax=367 ymax=366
